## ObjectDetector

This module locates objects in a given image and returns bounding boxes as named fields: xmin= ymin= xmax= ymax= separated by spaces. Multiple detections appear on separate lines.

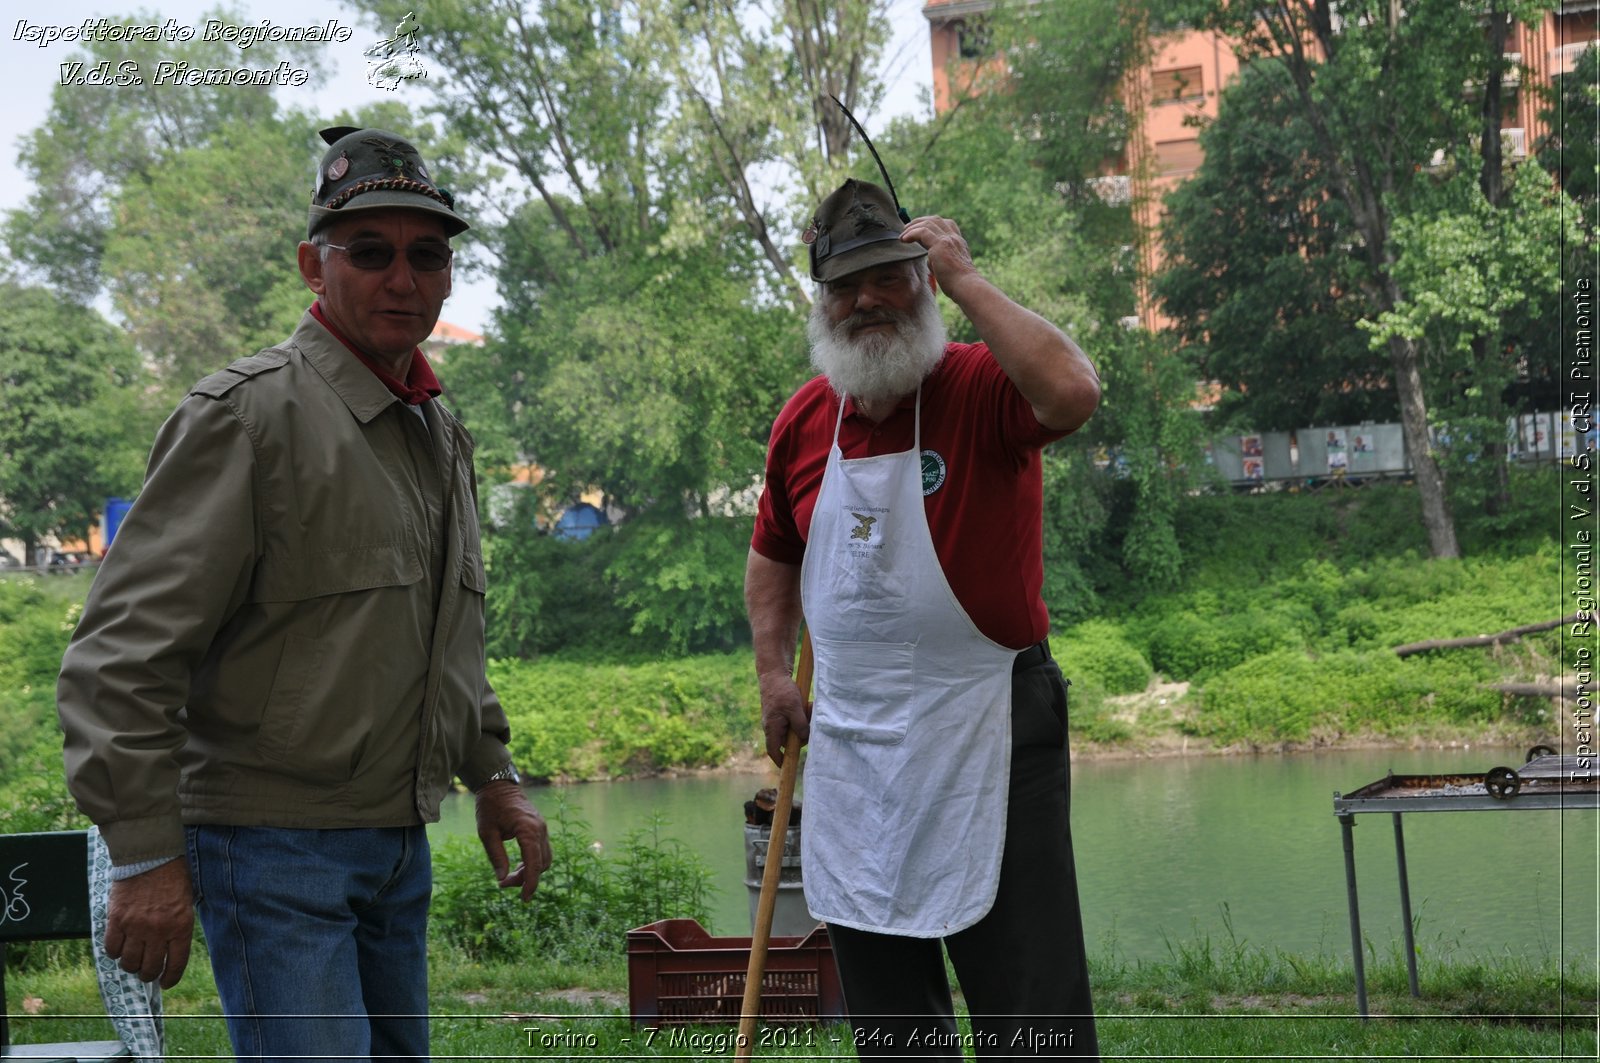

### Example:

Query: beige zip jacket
xmin=58 ymin=312 xmax=513 ymax=866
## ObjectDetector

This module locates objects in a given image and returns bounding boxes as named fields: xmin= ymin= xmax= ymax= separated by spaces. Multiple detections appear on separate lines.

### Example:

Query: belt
xmin=1012 ymin=638 xmax=1052 ymax=674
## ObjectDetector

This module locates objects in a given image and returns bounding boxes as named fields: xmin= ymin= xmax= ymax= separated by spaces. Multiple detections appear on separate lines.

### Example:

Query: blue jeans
xmin=186 ymin=825 xmax=432 ymax=1062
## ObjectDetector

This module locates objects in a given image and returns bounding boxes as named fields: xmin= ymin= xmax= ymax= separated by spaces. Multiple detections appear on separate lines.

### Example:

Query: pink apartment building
xmin=922 ymin=0 xmax=1599 ymax=328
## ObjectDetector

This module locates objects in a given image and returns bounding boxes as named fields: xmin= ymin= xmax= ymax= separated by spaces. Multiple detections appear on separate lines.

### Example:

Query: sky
xmin=0 ymin=1 xmax=935 ymax=335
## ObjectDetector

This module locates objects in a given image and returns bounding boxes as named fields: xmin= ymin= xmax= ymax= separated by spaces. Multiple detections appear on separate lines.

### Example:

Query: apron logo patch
xmin=850 ymin=512 xmax=878 ymax=541
xmin=921 ymin=450 xmax=948 ymax=496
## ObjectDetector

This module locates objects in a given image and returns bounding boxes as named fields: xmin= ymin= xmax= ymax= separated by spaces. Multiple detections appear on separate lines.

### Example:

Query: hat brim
xmin=308 ymin=192 xmax=469 ymax=239
xmin=811 ymin=235 xmax=927 ymax=283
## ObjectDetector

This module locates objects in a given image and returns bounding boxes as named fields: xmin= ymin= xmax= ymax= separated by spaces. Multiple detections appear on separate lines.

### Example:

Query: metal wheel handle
xmin=1484 ymin=766 xmax=1520 ymax=800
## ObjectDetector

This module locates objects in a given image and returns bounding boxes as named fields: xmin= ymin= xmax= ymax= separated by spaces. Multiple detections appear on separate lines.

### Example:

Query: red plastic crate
xmin=626 ymin=918 xmax=846 ymax=1026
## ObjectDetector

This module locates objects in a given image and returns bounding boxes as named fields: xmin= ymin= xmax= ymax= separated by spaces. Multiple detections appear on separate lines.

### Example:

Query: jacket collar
xmin=309 ymin=301 xmax=442 ymax=405
xmin=292 ymin=309 xmax=410 ymax=425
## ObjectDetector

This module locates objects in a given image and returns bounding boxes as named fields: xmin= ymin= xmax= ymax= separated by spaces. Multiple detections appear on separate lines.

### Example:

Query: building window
xmin=955 ymin=18 xmax=991 ymax=60
xmin=1151 ymin=65 xmax=1204 ymax=103
xmin=1154 ymin=138 xmax=1204 ymax=176
xmin=1557 ymin=9 xmax=1599 ymax=46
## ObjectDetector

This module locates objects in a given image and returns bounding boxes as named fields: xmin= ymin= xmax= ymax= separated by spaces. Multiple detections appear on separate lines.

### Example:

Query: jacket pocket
xmin=812 ymin=637 xmax=916 ymax=745
xmin=257 ymin=633 xmax=337 ymax=770
xmin=460 ymin=550 xmax=486 ymax=594
xmin=249 ymin=542 xmax=423 ymax=603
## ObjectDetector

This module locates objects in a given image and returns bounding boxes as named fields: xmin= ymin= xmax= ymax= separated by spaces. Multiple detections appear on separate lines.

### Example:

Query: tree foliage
xmin=1156 ymin=61 xmax=1385 ymax=429
xmin=337 ymin=0 xmax=902 ymax=649
xmin=1162 ymin=0 xmax=1559 ymax=557
xmin=0 ymin=286 xmax=154 ymax=557
xmin=1 ymin=12 xmax=459 ymax=395
xmin=855 ymin=0 xmax=1202 ymax=599
xmin=1538 ymin=43 xmax=1600 ymax=213
xmin=348 ymin=0 xmax=892 ymax=310
xmin=5 ymin=5 xmax=328 ymax=306
xmin=986 ymin=0 xmax=1148 ymax=197
xmin=968 ymin=0 xmax=1199 ymax=594
xmin=1366 ymin=157 xmax=1579 ymax=527
xmin=99 ymin=118 xmax=318 ymax=385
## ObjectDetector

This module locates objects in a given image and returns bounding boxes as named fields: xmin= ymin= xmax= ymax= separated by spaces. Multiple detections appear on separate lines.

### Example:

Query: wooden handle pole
xmin=736 ymin=632 xmax=812 ymax=1061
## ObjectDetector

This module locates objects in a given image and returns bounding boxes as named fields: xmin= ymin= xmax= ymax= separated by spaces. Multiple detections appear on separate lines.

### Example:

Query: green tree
xmin=1538 ymin=44 xmax=1600 ymax=212
xmin=0 ymin=8 xmax=413 ymax=397
xmin=1156 ymin=60 xmax=1386 ymax=430
xmin=985 ymin=0 xmax=1149 ymax=203
xmin=463 ymin=244 xmax=797 ymax=516
xmin=100 ymin=119 xmax=319 ymax=386
xmin=341 ymin=0 xmax=899 ymax=650
xmin=860 ymin=0 xmax=1207 ymax=600
xmin=5 ymin=5 xmax=327 ymax=305
xmin=1364 ymin=161 xmax=1580 ymax=528
xmin=968 ymin=0 xmax=1201 ymax=594
xmin=1168 ymin=0 xmax=1556 ymax=558
xmin=0 ymin=285 xmax=154 ymax=559
xmin=348 ymin=0 xmax=893 ymax=311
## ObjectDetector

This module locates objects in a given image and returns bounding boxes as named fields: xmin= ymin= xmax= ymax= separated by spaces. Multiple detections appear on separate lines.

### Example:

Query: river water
xmin=434 ymin=744 xmax=1597 ymax=965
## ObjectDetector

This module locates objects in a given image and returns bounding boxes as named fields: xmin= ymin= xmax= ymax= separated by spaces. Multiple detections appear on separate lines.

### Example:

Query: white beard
xmin=806 ymin=290 xmax=948 ymax=403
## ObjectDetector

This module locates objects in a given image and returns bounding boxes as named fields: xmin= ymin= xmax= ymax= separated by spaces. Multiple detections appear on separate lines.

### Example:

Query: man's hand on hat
xmin=899 ymin=215 xmax=976 ymax=293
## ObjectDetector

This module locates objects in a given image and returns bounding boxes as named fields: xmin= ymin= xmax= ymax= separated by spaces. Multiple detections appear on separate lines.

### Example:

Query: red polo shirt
xmin=752 ymin=342 xmax=1070 ymax=649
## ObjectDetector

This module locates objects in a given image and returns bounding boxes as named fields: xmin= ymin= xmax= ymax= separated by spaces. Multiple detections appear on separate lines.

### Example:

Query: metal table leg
xmin=1339 ymin=812 xmax=1369 ymax=1019
xmin=1392 ymin=812 xmax=1420 ymax=998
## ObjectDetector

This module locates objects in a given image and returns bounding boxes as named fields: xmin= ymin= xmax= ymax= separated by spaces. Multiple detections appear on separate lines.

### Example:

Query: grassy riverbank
xmin=490 ymin=470 xmax=1571 ymax=777
xmin=1 ymin=473 xmax=1583 ymax=1057
xmin=7 ymin=935 xmax=1594 ymax=1059
xmin=0 ymin=473 xmax=1570 ymax=797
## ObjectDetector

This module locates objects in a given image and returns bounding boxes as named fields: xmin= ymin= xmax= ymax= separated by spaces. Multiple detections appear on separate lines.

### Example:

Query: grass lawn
xmin=6 ymin=937 xmax=1594 ymax=1059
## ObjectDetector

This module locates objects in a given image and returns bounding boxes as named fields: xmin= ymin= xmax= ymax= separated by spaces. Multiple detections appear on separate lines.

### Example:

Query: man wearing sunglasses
xmin=58 ymin=126 xmax=549 ymax=1061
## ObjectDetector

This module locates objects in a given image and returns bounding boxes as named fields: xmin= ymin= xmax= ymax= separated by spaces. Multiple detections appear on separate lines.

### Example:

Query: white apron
xmin=799 ymin=390 xmax=1019 ymax=937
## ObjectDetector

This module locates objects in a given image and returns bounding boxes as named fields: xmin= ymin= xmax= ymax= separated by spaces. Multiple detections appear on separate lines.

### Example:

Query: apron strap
xmin=831 ymin=385 xmax=924 ymax=451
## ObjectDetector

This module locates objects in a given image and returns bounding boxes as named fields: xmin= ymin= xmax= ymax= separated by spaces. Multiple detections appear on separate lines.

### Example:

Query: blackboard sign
xmin=0 ymin=831 xmax=91 ymax=941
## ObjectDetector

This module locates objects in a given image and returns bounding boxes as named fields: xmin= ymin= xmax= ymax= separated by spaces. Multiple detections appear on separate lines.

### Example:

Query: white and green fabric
xmin=86 ymin=828 xmax=164 ymax=1061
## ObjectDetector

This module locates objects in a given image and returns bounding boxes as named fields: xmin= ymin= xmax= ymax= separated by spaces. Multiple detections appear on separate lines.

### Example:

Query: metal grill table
xmin=1331 ymin=754 xmax=1598 ymax=1017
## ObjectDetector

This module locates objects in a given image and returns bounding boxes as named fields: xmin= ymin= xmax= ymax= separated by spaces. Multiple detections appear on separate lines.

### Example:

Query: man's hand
xmin=759 ymin=669 xmax=810 ymax=767
xmin=104 ymin=859 xmax=193 ymax=989
xmin=474 ymin=782 xmax=552 ymax=902
xmin=900 ymin=213 xmax=1101 ymax=433
xmin=899 ymin=215 xmax=977 ymax=292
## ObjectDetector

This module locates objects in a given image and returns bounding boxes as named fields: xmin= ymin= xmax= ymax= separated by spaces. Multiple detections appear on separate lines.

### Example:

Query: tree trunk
xmin=1263 ymin=4 xmax=1461 ymax=557
xmin=1388 ymin=331 xmax=1461 ymax=557
xmin=1393 ymin=614 xmax=1576 ymax=656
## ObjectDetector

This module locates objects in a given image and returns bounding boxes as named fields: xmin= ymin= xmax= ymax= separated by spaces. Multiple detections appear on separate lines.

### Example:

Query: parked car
xmin=48 ymin=551 xmax=96 ymax=570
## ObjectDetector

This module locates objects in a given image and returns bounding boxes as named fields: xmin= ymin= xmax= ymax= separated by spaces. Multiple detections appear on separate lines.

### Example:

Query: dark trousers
xmin=827 ymin=654 xmax=1099 ymax=1061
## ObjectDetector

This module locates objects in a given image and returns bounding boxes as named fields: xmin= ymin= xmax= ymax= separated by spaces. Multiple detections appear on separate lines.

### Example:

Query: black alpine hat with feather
xmin=804 ymin=97 xmax=925 ymax=283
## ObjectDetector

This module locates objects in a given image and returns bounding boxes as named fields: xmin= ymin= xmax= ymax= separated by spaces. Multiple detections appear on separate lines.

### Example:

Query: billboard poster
xmin=1325 ymin=429 xmax=1349 ymax=472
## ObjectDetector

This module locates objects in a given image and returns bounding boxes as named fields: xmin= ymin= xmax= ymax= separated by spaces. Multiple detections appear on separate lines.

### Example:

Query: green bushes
xmin=483 ymin=507 xmax=753 ymax=659
xmin=0 ymin=573 xmax=84 ymax=695
xmin=1126 ymin=542 xmax=1559 ymax=673
xmin=428 ymin=802 xmax=713 ymax=965
xmin=1056 ymin=620 xmax=1153 ymax=695
xmin=0 ymin=472 xmax=1567 ymax=797
xmin=1140 ymin=604 xmax=1308 ymax=683
xmin=1191 ymin=648 xmax=1506 ymax=745
xmin=483 ymin=516 xmax=634 ymax=660
xmin=488 ymin=653 xmax=758 ymax=781
xmin=0 ymin=574 xmax=89 ymax=833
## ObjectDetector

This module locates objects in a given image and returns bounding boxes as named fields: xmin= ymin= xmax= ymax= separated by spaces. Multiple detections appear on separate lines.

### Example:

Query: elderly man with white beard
xmin=745 ymin=178 xmax=1102 ymax=1061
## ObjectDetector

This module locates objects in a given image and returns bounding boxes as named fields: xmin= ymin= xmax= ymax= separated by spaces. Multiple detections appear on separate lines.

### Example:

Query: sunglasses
xmin=322 ymin=240 xmax=453 ymax=272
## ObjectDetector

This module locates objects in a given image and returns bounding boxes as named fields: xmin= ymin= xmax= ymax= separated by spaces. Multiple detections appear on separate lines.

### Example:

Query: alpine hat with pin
xmin=803 ymin=95 xmax=925 ymax=283
xmin=307 ymin=126 xmax=468 ymax=238
xmin=804 ymin=178 xmax=927 ymax=283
